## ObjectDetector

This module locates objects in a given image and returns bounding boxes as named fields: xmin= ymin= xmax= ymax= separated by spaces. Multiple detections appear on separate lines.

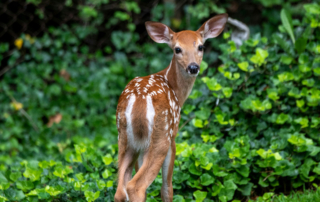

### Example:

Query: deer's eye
xmin=175 ymin=47 xmax=182 ymax=54
xmin=198 ymin=45 xmax=204 ymax=51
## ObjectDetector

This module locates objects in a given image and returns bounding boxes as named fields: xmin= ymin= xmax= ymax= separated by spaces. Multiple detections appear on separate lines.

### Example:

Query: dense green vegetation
xmin=0 ymin=0 xmax=320 ymax=201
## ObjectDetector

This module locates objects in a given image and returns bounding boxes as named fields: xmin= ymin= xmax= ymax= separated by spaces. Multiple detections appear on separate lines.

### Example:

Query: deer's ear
xmin=197 ymin=13 xmax=228 ymax=42
xmin=145 ymin=21 xmax=174 ymax=45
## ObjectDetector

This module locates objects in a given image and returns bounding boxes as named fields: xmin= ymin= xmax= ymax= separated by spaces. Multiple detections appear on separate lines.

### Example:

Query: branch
xmin=179 ymin=115 xmax=195 ymax=131
xmin=4 ymin=90 xmax=39 ymax=132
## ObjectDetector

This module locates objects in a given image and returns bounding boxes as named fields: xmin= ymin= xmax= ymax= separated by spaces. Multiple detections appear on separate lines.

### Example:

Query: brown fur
xmin=115 ymin=13 xmax=228 ymax=202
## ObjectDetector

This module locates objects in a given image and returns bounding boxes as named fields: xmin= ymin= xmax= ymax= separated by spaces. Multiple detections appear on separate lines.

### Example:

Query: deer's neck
xmin=162 ymin=56 xmax=196 ymax=107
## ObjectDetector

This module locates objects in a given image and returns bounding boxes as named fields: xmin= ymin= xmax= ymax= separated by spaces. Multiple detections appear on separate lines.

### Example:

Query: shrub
xmin=0 ymin=2 xmax=319 ymax=202
xmin=173 ymin=4 xmax=320 ymax=201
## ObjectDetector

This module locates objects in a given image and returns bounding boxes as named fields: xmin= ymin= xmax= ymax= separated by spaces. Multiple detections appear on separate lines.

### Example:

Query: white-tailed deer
xmin=115 ymin=13 xmax=228 ymax=202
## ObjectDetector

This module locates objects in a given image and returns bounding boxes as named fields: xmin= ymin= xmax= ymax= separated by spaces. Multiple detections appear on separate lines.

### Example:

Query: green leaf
xmin=84 ymin=191 xmax=100 ymax=202
xmin=304 ymin=4 xmax=320 ymax=14
xmin=189 ymin=164 xmax=202 ymax=176
xmin=52 ymin=165 xmax=73 ymax=178
xmin=288 ymin=87 xmax=301 ymax=98
xmin=223 ymin=32 xmax=230 ymax=39
xmin=0 ymin=183 xmax=10 ymax=191
xmin=45 ymin=185 xmax=63 ymax=196
xmin=294 ymin=117 xmax=309 ymax=128
xmin=298 ymin=54 xmax=309 ymax=64
xmin=16 ymin=181 xmax=34 ymax=191
xmin=308 ymin=146 xmax=320 ymax=156
xmin=224 ymin=180 xmax=237 ymax=190
xmin=183 ymin=104 xmax=195 ymax=115
xmin=23 ymin=167 xmax=43 ymax=182
xmin=97 ymin=180 xmax=106 ymax=190
xmin=280 ymin=55 xmax=293 ymax=65
xmin=276 ymin=113 xmax=290 ymax=124
xmin=273 ymin=34 xmax=289 ymax=52
xmin=193 ymin=118 xmax=204 ymax=128
xmin=295 ymin=37 xmax=307 ymax=54
xmin=267 ymin=89 xmax=279 ymax=101
xmin=236 ymin=165 xmax=250 ymax=177
xmin=193 ymin=190 xmax=207 ymax=202
xmin=106 ymin=180 xmax=113 ymax=188
xmin=199 ymin=60 xmax=208 ymax=74
xmin=4 ymin=188 xmax=25 ymax=201
xmin=237 ymin=61 xmax=249 ymax=72
xmin=0 ymin=195 xmax=8 ymax=202
xmin=202 ymin=77 xmax=222 ymax=91
xmin=80 ymin=6 xmax=98 ymax=20
xmin=238 ymin=183 xmax=253 ymax=196
xmin=75 ymin=144 xmax=87 ymax=154
xmin=263 ymin=192 xmax=274 ymax=200
xmin=76 ymin=173 xmax=86 ymax=182
xmin=281 ymin=9 xmax=295 ymax=43
xmin=258 ymin=177 xmax=269 ymax=187
xmin=250 ymin=48 xmax=269 ymax=66
xmin=302 ymin=79 xmax=315 ymax=87
xmin=189 ymin=90 xmax=203 ymax=99
xmin=296 ymin=100 xmax=305 ymax=108
xmin=9 ymin=172 xmax=21 ymax=182
xmin=299 ymin=64 xmax=311 ymax=73
xmin=0 ymin=172 xmax=8 ymax=183
xmin=102 ymin=154 xmax=113 ymax=165
xmin=313 ymin=67 xmax=320 ymax=76
xmin=102 ymin=169 xmax=112 ymax=179
xmin=195 ymin=108 xmax=210 ymax=120
xmin=222 ymin=87 xmax=233 ymax=98
xmin=278 ymin=72 xmax=294 ymax=82
xmin=173 ymin=195 xmax=185 ymax=202
xmin=311 ymin=117 xmax=320 ymax=128
xmin=200 ymin=173 xmax=215 ymax=186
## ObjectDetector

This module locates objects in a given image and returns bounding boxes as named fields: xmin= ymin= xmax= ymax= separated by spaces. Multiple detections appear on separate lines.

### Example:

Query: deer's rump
xmin=116 ymin=75 xmax=181 ymax=152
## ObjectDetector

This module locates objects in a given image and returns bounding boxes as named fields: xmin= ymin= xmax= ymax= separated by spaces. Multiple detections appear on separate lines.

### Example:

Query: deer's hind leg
xmin=161 ymin=140 xmax=176 ymax=202
xmin=114 ymin=132 xmax=139 ymax=202
xmin=126 ymin=135 xmax=170 ymax=202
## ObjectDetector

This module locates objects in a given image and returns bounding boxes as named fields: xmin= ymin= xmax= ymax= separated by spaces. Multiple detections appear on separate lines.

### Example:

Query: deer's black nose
xmin=187 ymin=63 xmax=200 ymax=74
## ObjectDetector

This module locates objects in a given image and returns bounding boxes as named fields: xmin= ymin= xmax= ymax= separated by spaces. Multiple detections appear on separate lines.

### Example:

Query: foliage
xmin=1 ymin=1 xmax=320 ymax=202
xmin=259 ymin=189 xmax=320 ymax=202
xmin=178 ymin=3 xmax=320 ymax=201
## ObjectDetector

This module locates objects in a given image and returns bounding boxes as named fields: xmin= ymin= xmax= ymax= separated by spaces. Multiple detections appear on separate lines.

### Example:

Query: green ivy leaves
xmin=193 ymin=190 xmax=207 ymax=202
xmin=202 ymin=77 xmax=221 ymax=91
xmin=250 ymin=48 xmax=269 ymax=66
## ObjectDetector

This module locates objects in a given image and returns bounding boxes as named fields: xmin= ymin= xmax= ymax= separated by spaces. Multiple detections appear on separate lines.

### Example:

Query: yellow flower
xmin=11 ymin=101 xmax=23 ymax=110
xmin=14 ymin=38 xmax=23 ymax=49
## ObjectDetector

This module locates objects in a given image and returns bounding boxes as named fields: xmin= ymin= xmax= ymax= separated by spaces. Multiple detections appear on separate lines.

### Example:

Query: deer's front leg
xmin=161 ymin=140 xmax=176 ymax=202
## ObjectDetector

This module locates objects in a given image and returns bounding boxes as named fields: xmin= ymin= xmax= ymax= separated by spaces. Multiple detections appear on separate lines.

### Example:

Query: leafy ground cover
xmin=257 ymin=189 xmax=320 ymax=202
xmin=0 ymin=1 xmax=320 ymax=201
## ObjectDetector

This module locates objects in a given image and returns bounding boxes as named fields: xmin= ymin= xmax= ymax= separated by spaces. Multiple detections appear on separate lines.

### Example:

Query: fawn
xmin=115 ymin=13 xmax=228 ymax=202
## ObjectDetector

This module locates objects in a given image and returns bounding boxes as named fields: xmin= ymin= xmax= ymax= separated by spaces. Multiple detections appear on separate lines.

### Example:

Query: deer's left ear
xmin=197 ymin=13 xmax=228 ymax=42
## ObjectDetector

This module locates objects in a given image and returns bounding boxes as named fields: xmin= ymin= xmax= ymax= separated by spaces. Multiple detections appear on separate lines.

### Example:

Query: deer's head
xmin=145 ymin=14 xmax=228 ymax=77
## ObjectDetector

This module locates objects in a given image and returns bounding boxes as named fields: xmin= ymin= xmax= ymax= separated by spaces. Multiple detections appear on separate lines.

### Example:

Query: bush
xmin=174 ymin=4 xmax=320 ymax=201
xmin=0 ymin=1 xmax=320 ymax=202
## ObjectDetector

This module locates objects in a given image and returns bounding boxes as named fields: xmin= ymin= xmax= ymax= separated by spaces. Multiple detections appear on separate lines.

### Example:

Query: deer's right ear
xmin=145 ymin=21 xmax=174 ymax=45
xmin=197 ymin=13 xmax=228 ymax=42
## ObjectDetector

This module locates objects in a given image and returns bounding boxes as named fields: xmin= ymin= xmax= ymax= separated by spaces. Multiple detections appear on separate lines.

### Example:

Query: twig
xmin=4 ymin=90 xmax=39 ymax=132
xmin=263 ymin=172 xmax=273 ymax=181
xmin=19 ymin=109 xmax=39 ymax=132
xmin=178 ymin=115 xmax=195 ymax=131
xmin=0 ymin=57 xmax=25 ymax=77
